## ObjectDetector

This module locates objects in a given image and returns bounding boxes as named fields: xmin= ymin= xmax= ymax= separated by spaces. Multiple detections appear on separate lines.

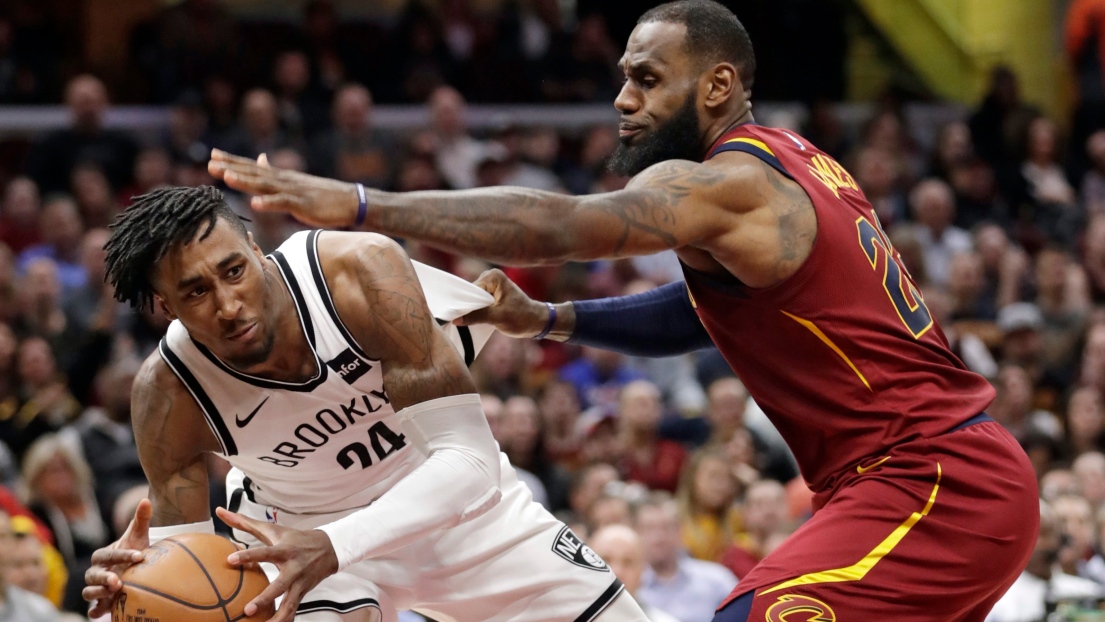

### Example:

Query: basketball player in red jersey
xmin=209 ymin=0 xmax=1038 ymax=619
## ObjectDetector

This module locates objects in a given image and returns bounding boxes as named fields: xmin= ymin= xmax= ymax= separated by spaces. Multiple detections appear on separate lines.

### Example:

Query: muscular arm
xmin=314 ymin=232 xmax=501 ymax=569
xmin=132 ymin=353 xmax=220 ymax=527
xmin=211 ymin=152 xmax=743 ymax=265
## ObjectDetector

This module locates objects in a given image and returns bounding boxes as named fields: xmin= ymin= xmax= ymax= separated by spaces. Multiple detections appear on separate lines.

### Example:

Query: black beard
xmin=608 ymin=92 xmax=704 ymax=176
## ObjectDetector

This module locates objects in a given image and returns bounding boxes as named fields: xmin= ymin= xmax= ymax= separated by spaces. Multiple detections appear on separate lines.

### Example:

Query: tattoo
xmin=132 ymin=359 xmax=211 ymax=527
xmin=348 ymin=240 xmax=475 ymax=411
xmin=372 ymin=160 xmax=724 ymax=264
xmin=759 ymin=160 xmax=817 ymax=280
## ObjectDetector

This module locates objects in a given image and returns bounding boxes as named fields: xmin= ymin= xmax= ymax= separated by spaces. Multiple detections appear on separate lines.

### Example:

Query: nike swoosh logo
xmin=856 ymin=455 xmax=891 ymax=474
xmin=235 ymin=396 xmax=270 ymax=428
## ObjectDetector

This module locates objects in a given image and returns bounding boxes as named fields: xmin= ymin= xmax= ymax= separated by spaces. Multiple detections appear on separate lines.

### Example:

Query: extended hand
xmin=216 ymin=507 xmax=339 ymax=622
xmin=455 ymin=269 xmax=559 ymax=339
xmin=83 ymin=499 xmax=152 ymax=617
xmin=208 ymin=150 xmax=360 ymax=229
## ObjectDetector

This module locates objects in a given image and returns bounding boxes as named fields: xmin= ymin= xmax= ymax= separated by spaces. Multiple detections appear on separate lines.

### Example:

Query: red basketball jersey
xmin=683 ymin=124 xmax=995 ymax=492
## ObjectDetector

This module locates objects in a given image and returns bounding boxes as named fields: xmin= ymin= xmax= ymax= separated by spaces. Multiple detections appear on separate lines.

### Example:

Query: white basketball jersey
xmin=160 ymin=230 xmax=495 ymax=515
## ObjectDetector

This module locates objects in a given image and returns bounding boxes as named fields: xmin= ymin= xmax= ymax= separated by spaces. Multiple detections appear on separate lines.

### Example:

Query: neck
xmin=700 ymin=108 xmax=755 ymax=159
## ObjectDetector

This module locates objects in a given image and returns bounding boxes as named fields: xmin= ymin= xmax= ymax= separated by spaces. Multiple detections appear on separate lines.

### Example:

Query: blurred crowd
xmin=0 ymin=1 xmax=1102 ymax=621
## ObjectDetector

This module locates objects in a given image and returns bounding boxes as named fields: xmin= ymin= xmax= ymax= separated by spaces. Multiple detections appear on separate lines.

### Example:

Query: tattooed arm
xmin=83 ymin=353 xmax=220 ymax=616
xmin=209 ymin=150 xmax=754 ymax=266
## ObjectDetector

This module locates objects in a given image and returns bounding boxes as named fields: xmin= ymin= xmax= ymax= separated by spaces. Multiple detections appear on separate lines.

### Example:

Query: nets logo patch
xmin=326 ymin=349 xmax=372 ymax=385
xmin=552 ymin=526 xmax=609 ymax=572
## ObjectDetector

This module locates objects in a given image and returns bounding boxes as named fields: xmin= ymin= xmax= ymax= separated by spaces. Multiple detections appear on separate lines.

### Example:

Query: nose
xmin=614 ymin=81 xmax=639 ymax=116
xmin=213 ymin=286 xmax=243 ymax=322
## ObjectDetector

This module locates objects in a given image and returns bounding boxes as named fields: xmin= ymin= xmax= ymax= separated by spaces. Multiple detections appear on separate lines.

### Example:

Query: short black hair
xmin=105 ymin=185 xmax=248 ymax=312
xmin=638 ymin=0 xmax=756 ymax=90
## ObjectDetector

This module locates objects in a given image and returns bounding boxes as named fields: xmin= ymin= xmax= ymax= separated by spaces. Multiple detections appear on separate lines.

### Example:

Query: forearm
xmin=318 ymin=394 xmax=501 ymax=569
xmin=368 ymin=187 xmax=581 ymax=265
xmin=561 ymin=282 xmax=716 ymax=357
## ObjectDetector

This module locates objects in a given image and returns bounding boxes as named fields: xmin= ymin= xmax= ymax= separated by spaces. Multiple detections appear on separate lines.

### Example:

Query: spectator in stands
xmin=1054 ymin=495 xmax=1098 ymax=580
xmin=991 ymin=363 xmax=1063 ymax=443
xmin=68 ymin=163 xmax=118 ymax=230
xmin=702 ymin=377 xmax=795 ymax=484
xmin=969 ymin=66 xmax=1038 ymax=187
xmin=159 ymin=90 xmax=210 ymax=168
xmin=1066 ymin=388 xmax=1105 ymax=456
xmin=618 ymin=380 xmax=686 ymax=493
xmin=26 ymin=75 xmax=137 ymax=194
xmin=538 ymin=379 xmax=583 ymax=467
xmin=0 ymin=178 xmax=41 ymax=255
xmin=61 ymin=357 xmax=144 ymax=525
xmin=21 ymin=434 xmax=108 ymax=613
xmin=17 ymin=197 xmax=85 ymax=293
xmin=488 ymin=124 xmax=564 ymax=192
xmin=1034 ymin=248 xmax=1090 ymax=381
xmin=0 ymin=510 xmax=59 ymax=621
xmin=5 ymin=529 xmax=49 ymax=598
xmin=224 ymin=88 xmax=294 ymax=160
xmin=563 ymin=125 xmax=619 ymax=195
xmin=560 ymin=347 xmax=646 ymax=412
xmin=803 ymin=99 xmax=850 ymax=162
xmin=425 ymin=86 xmax=493 ymax=190
xmin=14 ymin=259 xmax=75 ymax=365
xmin=676 ymin=448 xmax=740 ymax=566
xmin=568 ymin=462 xmax=620 ymax=520
xmin=975 ymin=222 xmax=1029 ymax=310
xmin=483 ymin=394 xmax=549 ymax=509
xmin=998 ymin=304 xmax=1047 ymax=374
xmin=1073 ymin=452 xmax=1105 ymax=509
xmin=120 ymin=147 xmax=172 ymax=206
xmin=1082 ymin=130 xmax=1105 ymax=216
xmin=635 ymin=494 xmax=737 ymax=622
xmin=852 ymin=147 xmax=908 ymax=227
xmin=539 ymin=13 xmax=620 ymax=103
xmin=1066 ymin=0 xmax=1105 ymax=168
xmin=908 ymin=179 xmax=973 ymax=287
xmin=1085 ymin=215 xmax=1105 ymax=302
xmin=272 ymin=50 xmax=328 ymax=141
xmin=502 ymin=395 xmax=570 ymax=511
xmin=471 ymin=332 xmax=535 ymax=399
xmin=726 ymin=480 xmax=790 ymax=581
xmin=308 ymin=84 xmax=394 ymax=188
xmin=587 ymin=494 xmax=633 ymax=531
xmin=950 ymin=156 xmax=1009 ymax=230
xmin=1022 ymin=117 xmax=1079 ymax=244
xmin=947 ymin=252 xmax=995 ymax=321
xmin=928 ymin=121 xmax=974 ymax=181
xmin=588 ymin=525 xmax=679 ymax=622
xmin=5 ymin=338 xmax=79 ymax=456
xmin=388 ymin=2 xmax=458 ymax=103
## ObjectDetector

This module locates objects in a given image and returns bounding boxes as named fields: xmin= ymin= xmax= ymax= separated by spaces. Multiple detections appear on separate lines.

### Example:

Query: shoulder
xmin=682 ymin=556 xmax=738 ymax=585
xmin=315 ymin=231 xmax=411 ymax=279
xmin=627 ymin=153 xmax=784 ymax=216
xmin=6 ymin=585 xmax=59 ymax=619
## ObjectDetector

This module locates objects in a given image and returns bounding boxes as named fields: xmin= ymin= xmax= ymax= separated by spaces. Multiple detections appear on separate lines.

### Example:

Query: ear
xmin=155 ymin=295 xmax=177 ymax=322
xmin=703 ymin=62 xmax=738 ymax=110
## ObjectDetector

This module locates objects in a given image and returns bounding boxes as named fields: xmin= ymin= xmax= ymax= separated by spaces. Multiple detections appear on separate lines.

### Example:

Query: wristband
xmin=354 ymin=183 xmax=367 ymax=228
xmin=533 ymin=302 xmax=557 ymax=340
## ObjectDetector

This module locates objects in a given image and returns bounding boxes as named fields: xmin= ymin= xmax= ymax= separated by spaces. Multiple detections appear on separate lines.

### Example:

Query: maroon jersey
xmin=683 ymin=124 xmax=995 ymax=492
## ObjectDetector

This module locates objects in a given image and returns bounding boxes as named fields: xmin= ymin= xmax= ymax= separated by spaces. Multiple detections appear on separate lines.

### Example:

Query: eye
xmin=189 ymin=286 xmax=206 ymax=298
xmin=228 ymin=265 xmax=244 ymax=278
xmin=640 ymin=75 xmax=658 ymax=89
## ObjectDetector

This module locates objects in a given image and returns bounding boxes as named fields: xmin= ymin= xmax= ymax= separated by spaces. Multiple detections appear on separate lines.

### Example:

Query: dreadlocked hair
xmin=105 ymin=185 xmax=248 ymax=312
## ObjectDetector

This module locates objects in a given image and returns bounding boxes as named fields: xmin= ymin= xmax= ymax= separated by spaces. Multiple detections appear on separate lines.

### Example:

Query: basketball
xmin=112 ymin=533 xmax=275 ymax=622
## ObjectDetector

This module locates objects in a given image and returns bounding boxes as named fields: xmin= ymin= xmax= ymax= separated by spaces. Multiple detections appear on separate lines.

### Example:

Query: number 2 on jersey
xmin=856 ymin=214 xmax=933 ymax=339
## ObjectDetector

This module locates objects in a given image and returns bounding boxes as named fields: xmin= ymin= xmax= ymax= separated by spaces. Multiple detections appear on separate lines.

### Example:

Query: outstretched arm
xmin=209 ymin=150 xmax=741 ymax=265
xmin=458 ymin=269 xmax=715 ymax=357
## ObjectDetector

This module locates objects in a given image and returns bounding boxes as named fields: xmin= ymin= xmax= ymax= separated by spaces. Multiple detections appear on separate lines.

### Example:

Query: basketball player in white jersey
xmin=81 ymin=186 xmax=646 ymax=622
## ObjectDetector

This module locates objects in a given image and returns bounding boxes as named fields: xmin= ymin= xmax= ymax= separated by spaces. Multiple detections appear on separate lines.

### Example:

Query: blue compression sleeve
xmin=566 ymin=281 xmax=715 ymax=357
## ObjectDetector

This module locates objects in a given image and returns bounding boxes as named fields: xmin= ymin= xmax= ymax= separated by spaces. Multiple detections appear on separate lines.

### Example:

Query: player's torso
xmin=682 ymin=124 xmax=995 ymax=491
xmin=160 ymin=231 xmax=423 ymax=514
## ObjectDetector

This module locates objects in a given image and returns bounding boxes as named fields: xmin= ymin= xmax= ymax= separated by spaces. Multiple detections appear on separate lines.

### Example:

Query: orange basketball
xmin=112 ymin=533 xmax=275 ymax=622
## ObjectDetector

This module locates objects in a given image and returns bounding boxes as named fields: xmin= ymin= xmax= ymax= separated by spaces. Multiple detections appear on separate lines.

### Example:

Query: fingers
xmin=472 ymin=269 xmax=507 ymax=292
xmin=226 ymin=544 xmax=282 ymax=567
xmin=268 ymin=584 xmax=305 ymax=622
xmin=87 ymin=597 xmax=116 ymax=618
xmin=251 ymin=193 xmax=306 ymax=214
xmin=223 ymin=170 xmax=285 ymax=195
xmin=258 ymin=153 xmax=271 ymax=168
xmin=83 ymin=567 xmax=123 ymax=596
xmin=454 ymin=309 xmax=489 ymax=327
xmin=243 ymin=573 xmax=288 ymax=618
xmin=216 ymin=507 xmax=277 ymax=546
xmin=210 ymin=149 xmax=259 ymax=165
xmin=128 ymin=499 xmax=152 ymax=539
xmin=90 ymin=548 xmax=144 ymax=567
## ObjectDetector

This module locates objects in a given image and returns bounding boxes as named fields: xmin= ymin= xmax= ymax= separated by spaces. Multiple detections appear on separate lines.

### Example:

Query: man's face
xmin=610 ymin=22 xmax=705 ymax=176
xmin=5 ymin=536 xmax=46 ymax=595
xmin=635 ymin=505 xmax=682 ymax=566
xmin=153 ymin=218 xmax=277 ymax=370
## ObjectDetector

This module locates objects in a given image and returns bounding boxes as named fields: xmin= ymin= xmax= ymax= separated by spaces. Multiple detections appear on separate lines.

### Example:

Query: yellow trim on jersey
xmin=722 ymin=137 xmax=776 ymax=156
xmin=760 ymin=463 xmax=943 ymax=595
xmin=780 ymin=311 xmax=872 ymax=391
